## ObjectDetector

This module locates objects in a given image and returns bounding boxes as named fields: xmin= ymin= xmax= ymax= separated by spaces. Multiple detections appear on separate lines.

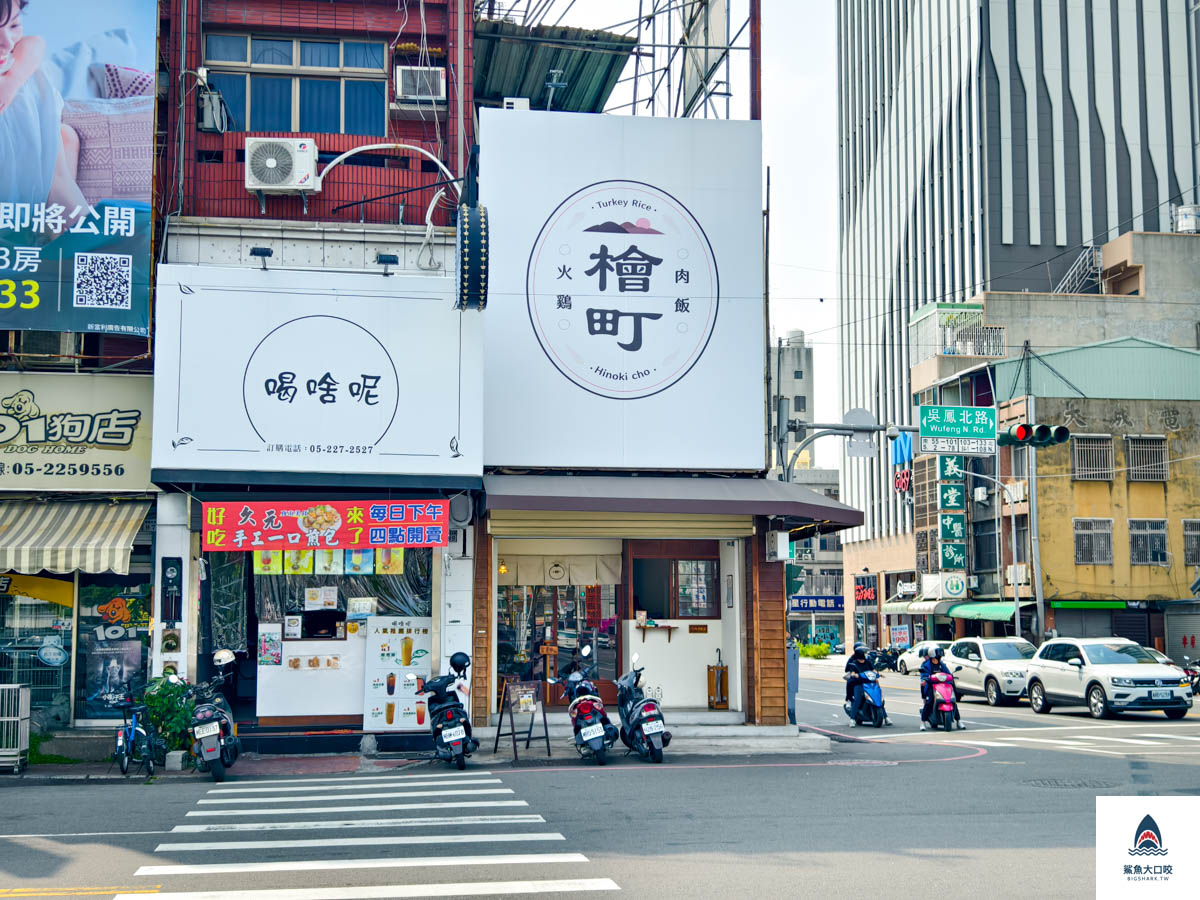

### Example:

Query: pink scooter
xmin=927 ymin=672 xmax=959 ymax=731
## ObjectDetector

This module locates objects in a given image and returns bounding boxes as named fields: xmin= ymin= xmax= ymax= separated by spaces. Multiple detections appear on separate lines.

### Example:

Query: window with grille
xmin=1184 ymin=520 xmax=1200 ymax=566
xmin=1071 ymin=436 xmax=1114 ymax=480
xmin=1073 ymin=518 xmax=1113 ymax=565
xmin=1129 ymin=519 xmax=1168 ymax=566
xmin=913 ymin=457 xmax=935 ymax=528
xmin=1126 ymin=436 xmax=1168 ymax=482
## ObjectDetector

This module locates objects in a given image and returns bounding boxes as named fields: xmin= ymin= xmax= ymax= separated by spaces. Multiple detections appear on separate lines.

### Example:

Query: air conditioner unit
xmin=1150 ymin=550 xmax=1170 ymax=566
xmin=502 ymin=97 xmax=530 ymax=110
xmin=15 ymin=331 xmax=76 ymax=366
xmin=395 ymin=66 xmax=447 ymax=102
xmin=1007 ymin=481 xmax=1027 ymax=503
xmin=1005 ymin=564 xmax=1029 ymax=585
xmin=967 ymin=575 xmax=979 ymax=589
xmin=197 ymin=88 xmax=225 ymax=132
xmin=244 ymin=138 xmax=319 ymax=193
xmin=972 ymin=486 xmax=989 ymax=503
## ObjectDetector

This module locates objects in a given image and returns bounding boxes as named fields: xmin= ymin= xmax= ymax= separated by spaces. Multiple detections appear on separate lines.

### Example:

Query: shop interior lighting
xmin=498 ymin=561 xmax=508 ymax=575
xmin=250 ymin=246 xmax=273 ymax=270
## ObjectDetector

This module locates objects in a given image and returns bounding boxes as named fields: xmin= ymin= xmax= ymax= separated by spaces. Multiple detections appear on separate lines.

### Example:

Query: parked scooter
xmin=406 ymin=651 xmax=479 ymax=770
xmin=869 ymin=645 xmax=901 ymax=673
xmin=842 ymin=668 xmax=887 ymax=727
xmin=926 ymin=671 xmax=959 ymax=731
xmin=1183 ymin=656 xmax=1200 ymax=694
xmin=548 ymin=645 xmax=619 ymax=765
xmin=171 ymin=649 xmax=242 ymax=783
xmin=616 ymin=652 xmax=671 ymax=763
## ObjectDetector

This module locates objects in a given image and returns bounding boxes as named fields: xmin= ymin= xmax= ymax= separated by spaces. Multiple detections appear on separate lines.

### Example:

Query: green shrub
xmin=797 ymin=643 xmax=831 ymax=659
xmin=144 ymin=676 xmax=195 ymax=752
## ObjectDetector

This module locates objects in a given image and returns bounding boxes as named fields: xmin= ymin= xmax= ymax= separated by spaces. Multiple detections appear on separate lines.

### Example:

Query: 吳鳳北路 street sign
xmin=919 ymin=405 xmax=997 ymax=456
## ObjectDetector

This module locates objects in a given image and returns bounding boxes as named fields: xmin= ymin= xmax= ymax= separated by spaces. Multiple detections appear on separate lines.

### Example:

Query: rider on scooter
xmin=845 ymin=642 xmax=893 ymax=726
xmin=920 ymin=645 xmax=964 ymax=731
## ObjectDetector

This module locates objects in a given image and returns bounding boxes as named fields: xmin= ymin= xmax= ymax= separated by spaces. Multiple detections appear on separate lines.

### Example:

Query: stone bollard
xmin=165 ymin=750 xmax=186 ymax=771
xmin=360 ymin=733 xmax=378 ymax=757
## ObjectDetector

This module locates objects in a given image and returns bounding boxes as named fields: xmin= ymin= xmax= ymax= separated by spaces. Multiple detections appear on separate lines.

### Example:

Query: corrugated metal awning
xmin=945 ymin=601 xmax=1034 ymax=620
xmin=881 ymin=601 xmax=914 ymax=614
xmin=0 ymin=500 xmax=151 ymax=575
xmin=488 ymin=509 xmax=753 ymax=539
xmin=905 ymin=600 xmax=955 ymax=615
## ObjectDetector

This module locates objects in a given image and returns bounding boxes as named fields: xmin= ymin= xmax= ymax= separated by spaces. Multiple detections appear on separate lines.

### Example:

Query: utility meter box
xmin=765 ymin=530 xmax=793 ymax=562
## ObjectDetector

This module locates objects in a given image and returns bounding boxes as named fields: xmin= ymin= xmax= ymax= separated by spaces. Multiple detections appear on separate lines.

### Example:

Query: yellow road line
xmin=0 ymin=888 xmax=161 ymax=897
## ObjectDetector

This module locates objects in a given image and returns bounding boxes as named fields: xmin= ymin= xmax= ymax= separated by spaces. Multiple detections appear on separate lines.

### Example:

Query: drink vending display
xmin=362 ymin=615 xmax=433 ymax=731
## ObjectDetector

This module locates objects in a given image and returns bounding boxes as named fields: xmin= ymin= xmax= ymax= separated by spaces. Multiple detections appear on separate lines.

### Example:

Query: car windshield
xmin=1081 ymin=643 xmax=1157 ymax=665
xmin=983 ymin=642 xmax=1036 ymax=660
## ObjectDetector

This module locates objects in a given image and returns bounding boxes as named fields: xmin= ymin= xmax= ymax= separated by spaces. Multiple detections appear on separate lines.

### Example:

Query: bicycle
xmin=114 ymin=694 xmax=158 ymax=776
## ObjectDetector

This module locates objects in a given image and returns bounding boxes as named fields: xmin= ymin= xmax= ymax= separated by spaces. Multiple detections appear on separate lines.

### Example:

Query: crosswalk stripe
xmin=198 ymin=788 xmax=515 ymax=805
xmin=185 ymin=801 xmax=529 ymax=818
xmin=155 ymin=833 xmax=567 ymax=853
xmin=958 ymin=740 xmax=1012 ymax=747
xmin=1136 ymin=733 xmax=1200 ymax=741
xmin=229 ymin=772 xmax=492 ymax=787
xmin=208 ymin=779 xmax=502 ymax=795
xmin=134 ymin=852 xmax=589 ymax=877
xmin=172 ymin=815 xmax=545 ymax=833
xmin=1087 ymin=737 xmax=1161 ymax=746
xmin=113 ymin=878 xmax=621 ymax=899
xmin=1012 ymin=738 xmax=1095 ymax=746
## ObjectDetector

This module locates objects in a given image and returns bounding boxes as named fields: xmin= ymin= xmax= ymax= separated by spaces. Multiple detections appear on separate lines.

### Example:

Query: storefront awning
xmin=483 ymin=475 xmax=863 ymax=528
xmin=0 ymin=500 xmax=151 ymax=576
xmin=945 ymin=601 xmax=1035 ymax=621
xmin=904 ymin=600 xmax=955 ymax=615
xmin=881 ymin=601 xmax=914 ymax=614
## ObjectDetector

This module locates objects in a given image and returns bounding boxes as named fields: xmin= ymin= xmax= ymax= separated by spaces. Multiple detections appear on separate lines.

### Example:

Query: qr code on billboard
xmin=73 ymin=252 xmax=133 ymax=309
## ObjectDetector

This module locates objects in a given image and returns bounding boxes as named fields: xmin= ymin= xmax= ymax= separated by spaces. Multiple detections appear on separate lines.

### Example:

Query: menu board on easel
xmin=362 ymin=615 xmax=433 ymax=732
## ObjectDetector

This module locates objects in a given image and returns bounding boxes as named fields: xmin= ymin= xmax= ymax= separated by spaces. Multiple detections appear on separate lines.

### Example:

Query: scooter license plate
xmin=442 ymin=726 xmax=467 ymax=742
xmin=1151 ymin=690 xmax=1171 ymax=700
xmin=580 ymin=723 xmax=605 ymax=741
xmin=641 ymin=719 xmax=665 ymax=735
xmin=194 ymin=722 xmax=221 ymax=738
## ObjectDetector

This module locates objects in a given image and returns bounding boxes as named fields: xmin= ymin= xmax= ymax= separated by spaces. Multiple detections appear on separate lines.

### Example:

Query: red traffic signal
xmin=996 ymin=422 xmax=1070 ymax=447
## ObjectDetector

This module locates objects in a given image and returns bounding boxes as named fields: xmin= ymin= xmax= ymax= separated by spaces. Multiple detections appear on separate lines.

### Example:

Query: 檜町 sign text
xmin=202 ymin=500 xmax=450 ymax=552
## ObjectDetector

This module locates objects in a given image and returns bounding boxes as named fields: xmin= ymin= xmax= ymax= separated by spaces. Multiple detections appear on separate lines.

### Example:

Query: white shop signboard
xmin=480 ymin=109 xmax=765 ymax=471
xmin=363 ymin=614 xmax=433 ymax=732
xmin=151 ymin=265 xmax=482 ymax=479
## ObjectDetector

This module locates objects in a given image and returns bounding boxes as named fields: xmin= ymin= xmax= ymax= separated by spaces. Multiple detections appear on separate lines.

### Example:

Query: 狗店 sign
xmin=201 ymin=500 xmax=450 ymax=552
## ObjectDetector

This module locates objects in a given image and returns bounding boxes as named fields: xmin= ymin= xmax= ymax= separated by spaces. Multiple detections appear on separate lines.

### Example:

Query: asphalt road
xmin=2 ymin=721 xmax=1198 ymax=900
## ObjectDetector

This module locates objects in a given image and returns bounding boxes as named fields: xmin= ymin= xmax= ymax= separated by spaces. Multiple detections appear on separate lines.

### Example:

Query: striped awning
xmin=0 ymin=500 xmax=151 ymax=575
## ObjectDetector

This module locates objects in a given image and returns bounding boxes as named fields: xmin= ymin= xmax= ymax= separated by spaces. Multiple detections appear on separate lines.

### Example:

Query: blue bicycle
xmin=114 ymin=694 xmax=157 ymax=776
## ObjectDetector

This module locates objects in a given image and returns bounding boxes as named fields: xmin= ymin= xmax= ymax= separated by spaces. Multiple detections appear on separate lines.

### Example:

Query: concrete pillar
xmin=152 ymin=493 xmax=193 ymax=680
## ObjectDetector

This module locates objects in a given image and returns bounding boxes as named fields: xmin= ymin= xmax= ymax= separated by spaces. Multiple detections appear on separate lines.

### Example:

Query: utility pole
xmin=960 ymin=470 xmax=1025 ymax=639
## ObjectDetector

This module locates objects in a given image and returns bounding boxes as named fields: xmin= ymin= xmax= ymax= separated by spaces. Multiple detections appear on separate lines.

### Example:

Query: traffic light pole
xmin=783 ymin=422 xmax=918 ymax=483
xmin=960 ymin=470 xmax=1025 ymax=640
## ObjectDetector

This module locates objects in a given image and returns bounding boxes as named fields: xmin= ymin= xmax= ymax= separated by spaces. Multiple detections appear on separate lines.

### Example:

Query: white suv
xmin=945 ymin=638 xmax=1036 ymax=706
xmin=1026 ymin=638 xmax=1194 ymax=719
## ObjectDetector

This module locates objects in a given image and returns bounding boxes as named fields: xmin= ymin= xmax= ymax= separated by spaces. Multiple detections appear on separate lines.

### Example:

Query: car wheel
xmin=985 ymin=678 xmax=1002 ymax=707
xmin=1087 ymin=685 xmax=1110 ymax=719
xmin=899 ymin=661 xmax=908 ymax=675
xmin=1029 ymin=681 xmax=1051 ymax=714
xmin=1164 ymin=709 xmax=1188 ymax=720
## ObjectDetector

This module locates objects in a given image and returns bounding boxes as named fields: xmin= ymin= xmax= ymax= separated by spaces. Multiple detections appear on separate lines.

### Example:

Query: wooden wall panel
xmin=471 ymin=517 xmax=491 ymax=722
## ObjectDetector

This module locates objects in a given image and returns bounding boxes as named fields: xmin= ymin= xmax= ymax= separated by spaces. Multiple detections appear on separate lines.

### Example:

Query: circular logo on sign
xmin=526 ymin=180 xmax=719 ymax=400
xmin=37 ymin=644 xmax=69 ymax=667
xmin=943 ymin=574 xmax=966 ymax=597
xmin=547 ymin=562 xmax=566 ymax=581
xmin=242 ymin=316 xmax=399 ymax=446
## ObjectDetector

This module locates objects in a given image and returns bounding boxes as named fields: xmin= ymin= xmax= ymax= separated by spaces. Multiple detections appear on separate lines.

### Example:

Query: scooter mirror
xmin=954 ymin=665 xmax=963 ymax=672
xmin=404 ymin=672 xmax=417 ymax=682
xmin=581 ymin=645 xmax=592 ymax=658
xmin=631 ymin=652 xmax=640 ymax=665
xmin=546 ymin=677 xmax=558 ymax=685
xmin=213 ymin=649 xmax=235 ymax=666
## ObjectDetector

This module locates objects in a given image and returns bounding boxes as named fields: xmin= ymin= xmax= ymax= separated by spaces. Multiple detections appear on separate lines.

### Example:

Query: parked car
xmin=896 ymin=641 xmax=952 ymax=675
xmin=1025 ymin=637 xmax=1194 ymax=719
xmin=1146 ymin=648 xmax=1184 ymax=671
xmin=945 ymin=638 xmax=1036 ymax=706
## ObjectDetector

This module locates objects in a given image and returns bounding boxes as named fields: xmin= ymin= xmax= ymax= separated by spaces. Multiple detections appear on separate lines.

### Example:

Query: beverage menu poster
xmin=362 ymin=615 xmax=432 ymax=732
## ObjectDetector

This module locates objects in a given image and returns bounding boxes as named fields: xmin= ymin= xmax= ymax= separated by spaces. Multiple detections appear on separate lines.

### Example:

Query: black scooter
xmin=170 ymin=649 xmax=241 ymax=783
xmin=616 ymin=651 xmax=671 ymax=763
xmin=407 ymin=651 xmax=479 ymax=770
xmin=548 ymin=645 xmax=619 ymax=765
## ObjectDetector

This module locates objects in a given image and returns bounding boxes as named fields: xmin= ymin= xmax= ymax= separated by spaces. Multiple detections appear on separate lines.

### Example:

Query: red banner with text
xmin=202 ymin=500 xmax=450 ymax=552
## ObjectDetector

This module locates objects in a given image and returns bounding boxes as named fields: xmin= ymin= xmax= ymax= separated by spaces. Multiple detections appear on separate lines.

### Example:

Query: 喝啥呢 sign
xmin=201 ymin=500 xmax=450 ymax=552
xmin=919 ymin=406 xmax=996 ymax=456
xmin=0 ymin=1 xmax=155 ymax=337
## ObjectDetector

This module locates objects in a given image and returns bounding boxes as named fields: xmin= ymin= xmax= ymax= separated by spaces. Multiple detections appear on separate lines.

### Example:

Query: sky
xmin=532 ymin=0 xmax=842 ymax=466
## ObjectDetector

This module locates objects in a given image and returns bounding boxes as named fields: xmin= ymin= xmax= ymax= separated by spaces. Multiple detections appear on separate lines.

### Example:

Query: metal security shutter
xmin=1110 ymin=611 xmax=1149 ymax=645
xmin=1053 ymin=609 xmax=1113 ymax=638
xmin=1165 ymin=612 xmax=1200 ymax=658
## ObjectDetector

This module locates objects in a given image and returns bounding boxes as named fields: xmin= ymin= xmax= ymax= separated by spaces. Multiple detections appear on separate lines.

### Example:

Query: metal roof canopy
xmin=473 ymin=19 xmax=636 ymax=113
xmin=483 ymin=474 xmax=863 ymax=530
xmin=945 ymin=600 xmax=1035 ymax=620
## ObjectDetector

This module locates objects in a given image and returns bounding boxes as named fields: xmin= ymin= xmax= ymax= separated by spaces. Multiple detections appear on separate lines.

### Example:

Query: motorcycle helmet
xmin=450 ymin=651 xmax=471 ymax=674
xmin=852 ymin=642 xmax=868 ymax=657
xmin=927 ymin=645 xmax=944 ymax=660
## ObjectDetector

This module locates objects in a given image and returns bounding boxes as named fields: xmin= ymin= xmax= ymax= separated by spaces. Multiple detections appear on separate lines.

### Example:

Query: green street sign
xmin=938 ymin=482 xmax=966 ymax=511
xmin=938 ymin=455 xmax=965 ymax=481
xmin=939 ymin=512 xmax=967 ymax=542
xmin=939 ymin=542 xmax=967 ymax=570
xmin=785 ymin=562 xmax=807 ymax=597
xmin=919 ymin=405 xmax=997 ymax=456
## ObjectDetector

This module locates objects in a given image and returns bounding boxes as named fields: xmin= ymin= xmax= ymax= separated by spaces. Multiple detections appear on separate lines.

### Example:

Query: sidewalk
xmin=796 ymin=652 xmax=849 ymax=670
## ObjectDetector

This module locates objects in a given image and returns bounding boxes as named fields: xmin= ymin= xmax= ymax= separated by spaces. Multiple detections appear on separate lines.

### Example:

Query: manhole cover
xmin=827 ymin=759 xmax=899 ymax=767
xmin=1022 ymin=778 xmax=1120 ymax=789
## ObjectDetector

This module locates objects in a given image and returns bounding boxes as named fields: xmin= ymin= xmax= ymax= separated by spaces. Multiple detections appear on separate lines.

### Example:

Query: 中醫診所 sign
xmin=919 ymin=405 xmax=997 ymax=456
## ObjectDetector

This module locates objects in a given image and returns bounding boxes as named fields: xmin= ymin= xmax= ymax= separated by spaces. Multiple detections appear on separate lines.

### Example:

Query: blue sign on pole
xmin=788 ymin=596 xmax=845 ymax=613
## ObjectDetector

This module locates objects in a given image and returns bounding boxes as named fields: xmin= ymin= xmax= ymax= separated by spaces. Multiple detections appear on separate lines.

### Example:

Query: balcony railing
xmin=909 ymin=303 xmax=1007 ymax=365
xmin=792 ymin=574 xmax=843 ymax=597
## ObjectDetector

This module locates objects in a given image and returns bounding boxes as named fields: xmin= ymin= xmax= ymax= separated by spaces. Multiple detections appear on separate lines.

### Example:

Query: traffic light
xmin=996 ymin=423 xmax=1070 ymax=447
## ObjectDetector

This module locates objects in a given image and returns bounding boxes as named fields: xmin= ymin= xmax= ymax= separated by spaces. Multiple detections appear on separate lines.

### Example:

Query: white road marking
xmin=1086 ymin=737 xmax=1161 ymax=746
xmin=185 ymin=801 xmax=529 ymax=818
xmin=229 ymin=772 xmax=491 ymax=786
xmin=1013 ymin=737 xmax=1100 ymax=746
xmin=114 ymin=878 xmax=621 ymax=899
xmin=135 ymin=852 xmax=589 ymax=877
xmin=208 ymin=779 xmax=502 ymax=795
xmin=155 ymin=832 xmax=566 ymax=853
xmin=1137 ymin=733 xmax=1200 ymax=741
xmin=197 ymin=788 xmax=515 ymax=805
xmin=0 ymin=830 xmax=171 ymax=838
xmin=958 ymin=741 xmax=1013 ymax=748
xmin=172 ymin=815 xmax=544 ymax=833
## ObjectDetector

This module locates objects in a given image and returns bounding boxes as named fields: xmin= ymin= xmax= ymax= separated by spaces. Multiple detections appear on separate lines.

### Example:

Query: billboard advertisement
xmin=152 ymin=265 xmax=482 ymax=480
xmin=480 ymin=109 xmax=765 ymax=470
xmin=200 ymin=500 xmax=450 ymax=552
xmin=0 ymin=372 xmax=152 ymax=490
xmin=0 ymin=0 xmax=155 ymax=336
